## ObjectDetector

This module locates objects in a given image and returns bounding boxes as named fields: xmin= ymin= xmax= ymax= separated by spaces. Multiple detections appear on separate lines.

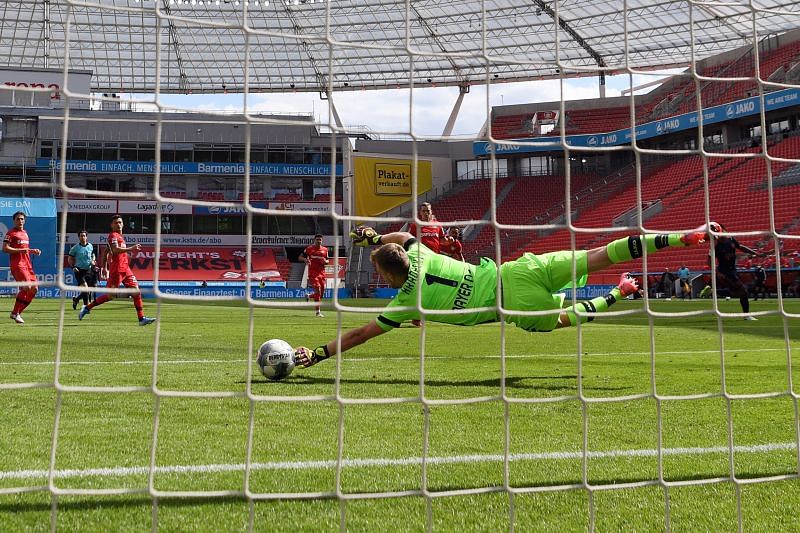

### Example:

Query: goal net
xmin=1 ymin=0 xmax=799 ymax=530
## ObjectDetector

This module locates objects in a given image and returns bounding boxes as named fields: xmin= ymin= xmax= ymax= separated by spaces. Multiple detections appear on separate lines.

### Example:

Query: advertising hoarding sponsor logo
xmin=117 ymin=200 xmax=192 ymax=214
xmin=374 ymin=163 xmax=412 ymax=195
xmin=37 ymin=159 xmax=343 ymax=176
xmin=266 ymin=202 xmax=343 ymax=215
xmin=60 ymin=199 xmax=118 ymax=213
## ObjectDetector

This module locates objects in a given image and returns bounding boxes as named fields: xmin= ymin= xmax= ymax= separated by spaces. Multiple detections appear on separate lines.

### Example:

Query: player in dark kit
xmin=751 ymin=264 xmax=768 ymax=300
xmin=299 ymin=233 xmax=329 ymax=317
xmin=710 ymin=227 xmax=763 ymax=320
xmin=78 ymin=214 xmax=156 ymax=326
xmin=3 ymin=211 xmax=41 ymax=324
xmin=68 ymin=230 xmax=98 ymax=309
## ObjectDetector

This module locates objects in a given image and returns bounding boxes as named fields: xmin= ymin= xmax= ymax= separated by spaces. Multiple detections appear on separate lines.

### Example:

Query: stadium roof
xmin=1 ymin=0 xmax=799 ymax=94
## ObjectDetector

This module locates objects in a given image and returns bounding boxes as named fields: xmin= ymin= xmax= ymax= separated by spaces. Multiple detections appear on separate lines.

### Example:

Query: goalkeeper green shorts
xmin=499 ymin=250 xmax=588 ymax=332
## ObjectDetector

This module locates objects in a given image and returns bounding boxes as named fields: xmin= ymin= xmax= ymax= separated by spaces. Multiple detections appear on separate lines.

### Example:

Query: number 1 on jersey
xmin=424 ymin=273 xmax=458 ymax=287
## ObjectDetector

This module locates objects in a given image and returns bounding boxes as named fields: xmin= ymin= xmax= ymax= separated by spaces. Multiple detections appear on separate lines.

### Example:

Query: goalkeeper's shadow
xmin=251 ymin=374 xmax=627 ymax=393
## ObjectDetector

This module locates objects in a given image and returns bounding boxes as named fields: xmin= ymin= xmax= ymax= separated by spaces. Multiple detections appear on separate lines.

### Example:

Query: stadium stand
xmin=488 ymin=134 xmax=800 ymax=275
xmin=490 ymin=113 xmax=536 ymax=139
xmin=488 ymin=39 xmax=800 ymax=139
xmin=563 ymin=107 xmax=633 ymax=135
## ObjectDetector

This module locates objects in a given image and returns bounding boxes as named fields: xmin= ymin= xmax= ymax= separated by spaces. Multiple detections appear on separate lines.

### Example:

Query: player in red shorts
xmin=299 ymin=233 xmax=329 ymax=317
xmin=407 ymin=202 xmax=446 ymax=253
xmin=3 ymin=211 xmax=41 ymax=324
xmin=78 ymin=214 xmax=156 ymax=326
xmin=440 ymin=227 xmax=465 ymax=262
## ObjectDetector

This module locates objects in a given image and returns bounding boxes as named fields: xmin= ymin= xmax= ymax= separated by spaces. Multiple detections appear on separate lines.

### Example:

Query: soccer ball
xmin=257 ymin=339 xmax=295 ymax=381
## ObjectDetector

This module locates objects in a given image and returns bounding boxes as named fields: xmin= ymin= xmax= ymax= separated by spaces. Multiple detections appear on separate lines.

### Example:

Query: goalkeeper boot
xmin=680 ymin=222 xmax=720 ymax=246
xmin=78 ymin=305 xmax=90 ymax=321
xmin=139 ymin=317 xmax=157 ymax=326
xmin=617 ymin=272 xmax=640 ymax=297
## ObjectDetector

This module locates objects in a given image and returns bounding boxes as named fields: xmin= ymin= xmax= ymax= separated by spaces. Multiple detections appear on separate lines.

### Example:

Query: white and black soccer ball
xmin=257 ymin=339 xmax=295 ymax=381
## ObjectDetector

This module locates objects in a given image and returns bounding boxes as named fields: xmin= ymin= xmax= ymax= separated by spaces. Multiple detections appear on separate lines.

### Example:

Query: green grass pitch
xmin=1 ymin=297 xmax=799 ymax=531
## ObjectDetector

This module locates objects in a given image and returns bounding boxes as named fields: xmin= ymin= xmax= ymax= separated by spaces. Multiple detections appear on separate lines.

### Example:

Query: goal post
xmin=0 ymin=0 xmax=798 ymax=530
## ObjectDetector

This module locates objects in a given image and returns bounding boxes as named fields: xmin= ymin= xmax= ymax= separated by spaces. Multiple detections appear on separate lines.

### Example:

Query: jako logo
xmin=725 ymin=105 xmax=735 ymax=118
xmin=587 ymin=136 xmax=598 ymax=146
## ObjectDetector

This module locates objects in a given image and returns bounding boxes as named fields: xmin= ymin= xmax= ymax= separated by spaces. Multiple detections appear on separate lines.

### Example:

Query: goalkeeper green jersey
xmin=375 ymin=239 xmax=498 ymax=330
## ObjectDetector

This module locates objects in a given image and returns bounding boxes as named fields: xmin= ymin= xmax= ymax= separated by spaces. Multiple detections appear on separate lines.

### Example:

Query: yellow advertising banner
xmin=354 ymin=156 xmax=432 ymax=217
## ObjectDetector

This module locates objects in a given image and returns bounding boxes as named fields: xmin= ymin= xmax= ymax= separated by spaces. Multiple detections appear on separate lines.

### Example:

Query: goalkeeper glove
xmin=294 ymin=345 xmax=331 ymax=368
xmin=349 ymin=226 xmax=382 ymax=247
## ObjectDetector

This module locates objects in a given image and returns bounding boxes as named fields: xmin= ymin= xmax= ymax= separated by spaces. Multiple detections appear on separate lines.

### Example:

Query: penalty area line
xmin=1 ymin=442 xmax=796 ymax=481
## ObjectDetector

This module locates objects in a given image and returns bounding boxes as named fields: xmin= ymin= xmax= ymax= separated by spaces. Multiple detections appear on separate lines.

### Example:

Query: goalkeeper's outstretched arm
xmin=294 ymin=320 xmax=386 ymax=367
xmin=350 ymin=226 xmax=413 ymax=247
xmin=294 ymin=228 xmax=415 ymax=367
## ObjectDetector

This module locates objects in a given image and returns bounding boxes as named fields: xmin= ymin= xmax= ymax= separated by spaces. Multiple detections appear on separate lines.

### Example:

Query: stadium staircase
xmin=286 ymin=262 xmax=305 ymax=288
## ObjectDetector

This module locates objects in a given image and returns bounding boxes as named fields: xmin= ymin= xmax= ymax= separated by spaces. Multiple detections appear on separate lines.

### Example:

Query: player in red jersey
xmin=78 ymin=214 xmax=156 ymax=326
xmin=440 ymin=227 xmax=465 ymax=262
xmin=299 ymin=233 xmax=329 ymax=317
xmin=3 ymin=211 xmax=41 ymax=324
xmin=407 ymin=202 xmax=446 ymax=253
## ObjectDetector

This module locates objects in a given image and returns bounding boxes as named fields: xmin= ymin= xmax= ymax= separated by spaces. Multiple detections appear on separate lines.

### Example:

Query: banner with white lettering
xmin=62 ymin=233 xmax=331 ymax=247
xmin=37 ymin=159 xmax=343 ymax=176
xmin=0 ymin=197 xmax=58 ymax=280
xmin=127 ymin=246 xmax=281 ymax=281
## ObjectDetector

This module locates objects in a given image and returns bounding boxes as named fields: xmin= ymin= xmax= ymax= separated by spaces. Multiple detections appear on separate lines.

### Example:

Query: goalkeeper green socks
xmin=565 ymin=287 xmax=623 ymax=326
xmin=606 ymin=234 xmax=684 ymax=264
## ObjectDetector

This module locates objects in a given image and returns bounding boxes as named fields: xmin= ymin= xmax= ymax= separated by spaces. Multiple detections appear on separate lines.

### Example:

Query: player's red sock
xmin=12 ymin=297 xmax=25 ymax=315
xmin=133 ymin=294 xmax=144 ymax=320
xmin=88 ymin=294 xmax=110 ymax=309
xmin=16 ymin=289 xmax=35 ymax=313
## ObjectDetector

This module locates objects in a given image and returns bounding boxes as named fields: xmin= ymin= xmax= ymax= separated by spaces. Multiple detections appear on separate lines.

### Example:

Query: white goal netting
xmin=1 ymin=0 xmax=799 ymax=530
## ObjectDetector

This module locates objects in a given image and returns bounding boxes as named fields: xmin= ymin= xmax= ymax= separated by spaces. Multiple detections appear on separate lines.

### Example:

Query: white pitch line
xmin=0 ymin=359 xmax=242 ymax=366
xmin=0 ymin=347 xmax=792 ymax=367
xmin=0 ymin=443 xmax=796 ymax=482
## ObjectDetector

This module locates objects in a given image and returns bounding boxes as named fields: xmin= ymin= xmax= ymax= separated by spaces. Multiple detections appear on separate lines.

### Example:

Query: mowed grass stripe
xmin=0 ymin=347 xmax=791 ymax=367
xmin=1 ymin=442 xmax=796 ymax=481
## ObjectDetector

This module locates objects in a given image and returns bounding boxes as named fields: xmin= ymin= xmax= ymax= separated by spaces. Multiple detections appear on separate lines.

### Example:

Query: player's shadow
xmin=253 ymin=375 xmax=628 ymax=393
xmin=0 ymin=495 xmax=247 ymax=515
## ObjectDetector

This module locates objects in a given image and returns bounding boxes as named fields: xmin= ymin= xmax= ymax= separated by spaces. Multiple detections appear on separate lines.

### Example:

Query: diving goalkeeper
xmin=294 ymin=224 xmax=718 ymax=367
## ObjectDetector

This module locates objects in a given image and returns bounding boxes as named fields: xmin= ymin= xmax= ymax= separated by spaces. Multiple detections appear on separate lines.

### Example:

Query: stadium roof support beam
xmin=43 ymin=0 xmax=51 ymax=68
xmin=327 ymin=92 xmax=344 ymax=130
xmin=441 ymin=84 xmax=469 ymax=138
xmin=530 ymin=0 xmax=608 ymax=95
xmin=160 ymin=1 xmax=189 ymax=92
xmin=282 ymin=3 xmax=329 ymax=91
